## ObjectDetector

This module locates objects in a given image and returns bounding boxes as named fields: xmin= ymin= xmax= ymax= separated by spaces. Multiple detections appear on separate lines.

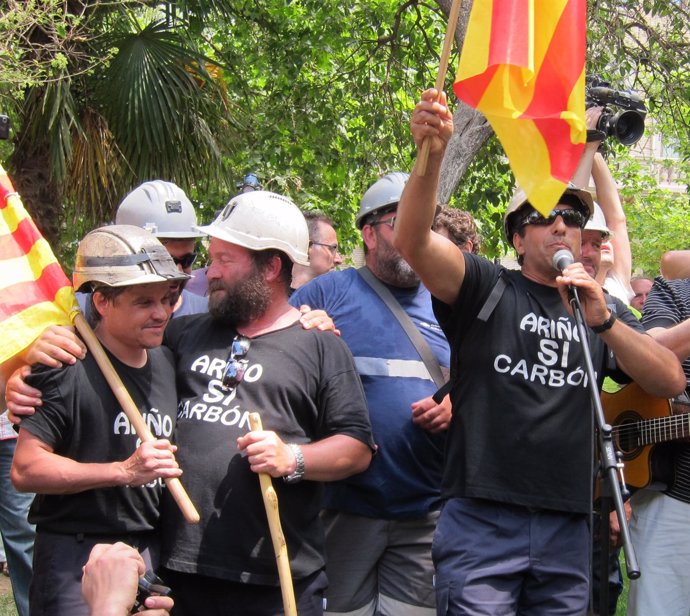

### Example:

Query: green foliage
xmin=608 ymin=147 xmax=690 ymax=276
xmin=0 ymin=0 xmax=688 ymax=270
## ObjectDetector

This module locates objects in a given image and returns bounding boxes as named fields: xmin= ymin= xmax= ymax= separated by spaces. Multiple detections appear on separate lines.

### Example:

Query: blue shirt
xmin=291 ymin=267 xmax=450 ymax=518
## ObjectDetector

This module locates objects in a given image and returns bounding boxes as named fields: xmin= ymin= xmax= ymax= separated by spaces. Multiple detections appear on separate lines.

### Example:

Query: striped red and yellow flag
xmin=454 ymin=0 xmax=587 ymax=216
xmin=0 ymin=164 xmax=78 ymax=364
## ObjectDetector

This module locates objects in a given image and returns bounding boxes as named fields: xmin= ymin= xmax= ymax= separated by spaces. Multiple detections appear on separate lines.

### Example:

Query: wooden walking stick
xmin=73 ymin=312 xmax=200 ymax=524
xmin=248 ymin=412 xmax=298 ymax=616
xmin=417 ymin=0 xmax=463 ymax=176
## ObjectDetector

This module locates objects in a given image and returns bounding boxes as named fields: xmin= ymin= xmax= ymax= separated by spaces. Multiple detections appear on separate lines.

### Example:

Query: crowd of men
xmin=1 ymin=88 xmax=690 ymax=616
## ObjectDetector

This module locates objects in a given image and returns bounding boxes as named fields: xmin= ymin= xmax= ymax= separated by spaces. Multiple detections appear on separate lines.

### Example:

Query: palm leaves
xmin=5 ymin=4 xmax=237 ymax=248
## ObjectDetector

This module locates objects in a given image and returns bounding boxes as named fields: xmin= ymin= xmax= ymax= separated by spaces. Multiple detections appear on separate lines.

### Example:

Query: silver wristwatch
xmin=283 ymin=443 xmax=305 ymax=484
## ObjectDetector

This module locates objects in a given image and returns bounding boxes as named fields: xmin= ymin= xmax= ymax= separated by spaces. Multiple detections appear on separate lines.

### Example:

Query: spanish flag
xmin=454 ymin=0 xmax=587 ymax=216
xmin=0 ymin=165 xmax=78 ymax=364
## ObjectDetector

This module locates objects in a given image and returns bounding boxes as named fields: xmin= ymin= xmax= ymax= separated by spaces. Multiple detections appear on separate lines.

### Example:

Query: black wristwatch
xmin=283 ymin=444 xmax=305 ymax=484
xmin=591 ymin=311 xmax=616 ymax=333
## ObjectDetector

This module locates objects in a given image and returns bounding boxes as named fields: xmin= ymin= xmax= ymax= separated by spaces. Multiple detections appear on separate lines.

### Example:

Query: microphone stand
xmin=566 ymin=285 xmax=640 ymax=588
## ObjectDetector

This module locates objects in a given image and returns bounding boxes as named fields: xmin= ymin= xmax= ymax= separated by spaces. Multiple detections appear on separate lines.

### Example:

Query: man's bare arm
xmin=393 ymin=88 xmax=466 ymax=306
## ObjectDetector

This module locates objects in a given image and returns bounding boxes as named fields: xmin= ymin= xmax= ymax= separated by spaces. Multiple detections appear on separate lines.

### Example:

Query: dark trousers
xmin=161 ymin=567 xmax=328 ymax=616
xmin=30 ymin=530 xmax=159 ymax=616
xmin=433 ymin=498 xmax=590 ymax=616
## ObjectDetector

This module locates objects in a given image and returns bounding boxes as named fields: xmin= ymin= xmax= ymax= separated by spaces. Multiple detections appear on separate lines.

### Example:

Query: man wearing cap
xmin=392 ymin=88 xmax=684 ymax=615
xmin=9 ymin=225 xmax=186 ymax=616
xmin=291 ymin=173 xmax=451 ymax=616
xmin=158 ymin=191 xmax=374 ymax=616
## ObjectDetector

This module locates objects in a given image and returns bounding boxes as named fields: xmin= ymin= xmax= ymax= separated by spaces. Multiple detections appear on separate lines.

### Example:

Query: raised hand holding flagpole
xmin=416 ymin=0 xmax=463 ymax=177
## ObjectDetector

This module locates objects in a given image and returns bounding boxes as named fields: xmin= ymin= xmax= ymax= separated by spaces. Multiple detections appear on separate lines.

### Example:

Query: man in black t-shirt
xmin=10 ymin=225 xmax=188 ymax=616
xmin=158 ymin=190 xmax=374 ymax=616
xmin=391 ymin=88 xmax=685 ymax=616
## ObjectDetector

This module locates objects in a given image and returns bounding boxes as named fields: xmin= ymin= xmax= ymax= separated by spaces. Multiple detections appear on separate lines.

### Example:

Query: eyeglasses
xmin=520 ymin=209 xmax=586 ymax=230
xmin=221 ymin=335 xmax=251 ymax=392
xmin=369 ymin=215 xmax=396 ymax=230
xmin=309 ymin=241 xmax=340 ymax=255
xmin=172 ymin=252 xmax=198 ymax=268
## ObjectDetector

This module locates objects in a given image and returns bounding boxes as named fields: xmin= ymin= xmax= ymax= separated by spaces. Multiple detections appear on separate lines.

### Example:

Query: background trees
xmin=0 ymin=0 xmax=687 ymax=274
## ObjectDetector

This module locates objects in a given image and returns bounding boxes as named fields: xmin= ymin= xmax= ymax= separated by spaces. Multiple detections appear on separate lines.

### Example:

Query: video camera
xmin=585 ymin=78 xmax=647 ymax=146
xmin=131 ymin=570 xmax=171 ymax=613
xmin=0 ymin=115 xmax=9 ymax=140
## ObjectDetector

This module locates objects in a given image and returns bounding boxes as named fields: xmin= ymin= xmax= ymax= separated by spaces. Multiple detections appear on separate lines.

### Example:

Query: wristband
xmin=591 ymin=311 xmax=616 ymax=333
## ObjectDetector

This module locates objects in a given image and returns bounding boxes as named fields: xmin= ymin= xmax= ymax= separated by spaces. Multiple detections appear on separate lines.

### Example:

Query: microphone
xmin=552 ymin=249 xmax=574 ymax=273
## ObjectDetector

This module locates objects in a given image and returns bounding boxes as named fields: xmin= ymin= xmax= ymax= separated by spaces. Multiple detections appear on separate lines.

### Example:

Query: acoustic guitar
xmin=602 ymin=382 xmax=690 ymax=489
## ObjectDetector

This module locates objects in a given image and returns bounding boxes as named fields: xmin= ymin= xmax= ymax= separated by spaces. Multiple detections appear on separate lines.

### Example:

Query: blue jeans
xmin=0 ymin=438 xmax=35 ymax=616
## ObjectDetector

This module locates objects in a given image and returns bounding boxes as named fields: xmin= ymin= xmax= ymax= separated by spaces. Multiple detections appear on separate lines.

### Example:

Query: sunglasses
xmin=221 ymin=335 xmax=251 ymax=393
xmin=310 ymin=241 xmax=340 ymax=255
xmin=369 ymin=215 xmax=396 ymax=229
xmin=172 ymin=252 xmax=198 ymax=268
xmin=520 ymin=209 xmax=587 ymax=230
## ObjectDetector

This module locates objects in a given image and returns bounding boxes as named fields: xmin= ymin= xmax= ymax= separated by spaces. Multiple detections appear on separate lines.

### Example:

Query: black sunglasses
xmin=520 ymin=209 xmax=586 ymax=230
xmin=221 ymin=335 xmax=251 ymax=392
xmin=172 ymin=252 xmax=198 ymax=268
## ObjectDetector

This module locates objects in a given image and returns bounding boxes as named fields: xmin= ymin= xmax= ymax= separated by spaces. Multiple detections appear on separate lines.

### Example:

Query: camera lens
xmin=612 ymin=110 xmax=645 ymax=146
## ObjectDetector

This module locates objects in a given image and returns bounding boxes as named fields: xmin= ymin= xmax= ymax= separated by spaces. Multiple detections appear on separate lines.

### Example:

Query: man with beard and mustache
xmin=290 ymin=173 xmax=451 ymax=616
xmin=157 ymin=190 xmax=375 ymax=616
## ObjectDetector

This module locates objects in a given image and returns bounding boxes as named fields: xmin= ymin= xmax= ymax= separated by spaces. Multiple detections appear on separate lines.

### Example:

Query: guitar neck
xmin=628 ymin=413 xmax=690 ymax=446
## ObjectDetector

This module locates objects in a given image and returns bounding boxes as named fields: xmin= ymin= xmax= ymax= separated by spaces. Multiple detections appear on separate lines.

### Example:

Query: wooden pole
xmin=416 ymin=0 xmax=463 ymax=176
xmin=248 ymin=412 xmax=298 ymax=616
xmin=73 ymin=312 xmax=200 ymax=525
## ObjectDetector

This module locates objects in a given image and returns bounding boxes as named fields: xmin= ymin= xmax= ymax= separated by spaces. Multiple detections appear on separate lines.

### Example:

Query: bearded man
xmin=157 ymin=191 xmax=374 ymax=616
xmin=290 ymin=173 xmax=451 ymax=616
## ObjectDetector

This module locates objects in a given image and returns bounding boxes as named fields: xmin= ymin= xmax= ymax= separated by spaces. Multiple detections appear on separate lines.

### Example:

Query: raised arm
xmin=393 ymin=88 xmax=466 ymax=306
xmin=591 ymin=152 xmax=632 ymax=291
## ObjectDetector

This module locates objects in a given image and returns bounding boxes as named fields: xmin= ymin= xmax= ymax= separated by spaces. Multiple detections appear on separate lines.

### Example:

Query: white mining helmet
xmin=72 ymin=224 xmax=190 ymax=291
xmin=116 ymin=180 xmax=204 ymax=239
xmin=196 ymin=191 xmax=310 ymax=266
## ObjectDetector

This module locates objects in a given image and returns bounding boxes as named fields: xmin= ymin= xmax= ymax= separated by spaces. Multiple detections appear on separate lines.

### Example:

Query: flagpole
xmin=73 ymin=312 xmax=201 ymax=525
xmin=417 ymin=0 xmax=463 ymax=177
xmin=248 ymin=412 xmax=298 ymax=616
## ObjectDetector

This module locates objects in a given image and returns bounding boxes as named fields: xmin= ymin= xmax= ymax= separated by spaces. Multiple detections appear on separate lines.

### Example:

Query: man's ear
xmin=263 ymin=254 xmax=284 ymax=283
xmin=91 ymin=291 xmax=109 ymax=319
xmin=361 ymin=224 xmax=377 ymax=252
xmin=512 ymin=232 xmax=526 ymax=259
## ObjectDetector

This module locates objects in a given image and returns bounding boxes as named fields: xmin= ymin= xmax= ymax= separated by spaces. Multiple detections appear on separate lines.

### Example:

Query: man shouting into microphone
xmin=392 ymin=88 xmax=685 ymax=616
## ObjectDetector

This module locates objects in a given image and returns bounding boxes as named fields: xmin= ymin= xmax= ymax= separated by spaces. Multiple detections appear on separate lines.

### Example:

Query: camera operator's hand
xmin=82 ymin=543 xmax=174 ymax=615
xmin=82 ymin=542 xmax=145 ymax=616
xmin=585 ymin=105 xmax=606 ymax=145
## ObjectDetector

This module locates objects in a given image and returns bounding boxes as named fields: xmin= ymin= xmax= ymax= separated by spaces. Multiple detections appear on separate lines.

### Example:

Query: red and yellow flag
xmin=454 ymin=0 xmax=587 ymax=215
xmin=0 ymin=164 xmax=79 ymax=364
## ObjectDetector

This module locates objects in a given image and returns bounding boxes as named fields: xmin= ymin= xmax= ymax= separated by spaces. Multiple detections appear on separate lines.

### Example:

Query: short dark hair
xmin=90 ymin=285 xmax=129 ymax=323
xmin=433 ymin=208 xmax=481 ymax=254
xmin=303 ymin=211 xmax=336 ymax=243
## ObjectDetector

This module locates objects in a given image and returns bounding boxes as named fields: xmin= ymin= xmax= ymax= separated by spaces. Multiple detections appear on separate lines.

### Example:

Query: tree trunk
xmin=435 ymin=0 xmax=495 ymax=203
xmin=9 ymin=137 xmax=63 ymax=248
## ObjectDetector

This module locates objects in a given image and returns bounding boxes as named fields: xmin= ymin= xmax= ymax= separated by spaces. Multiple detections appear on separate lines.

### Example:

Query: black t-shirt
xmin=22 ymin=346 xmax=178 ymax=534
xmin=433 ymin=254 xmax=641 ymax=514
xmin=160 ymin=314 xmax=373 ymax=584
